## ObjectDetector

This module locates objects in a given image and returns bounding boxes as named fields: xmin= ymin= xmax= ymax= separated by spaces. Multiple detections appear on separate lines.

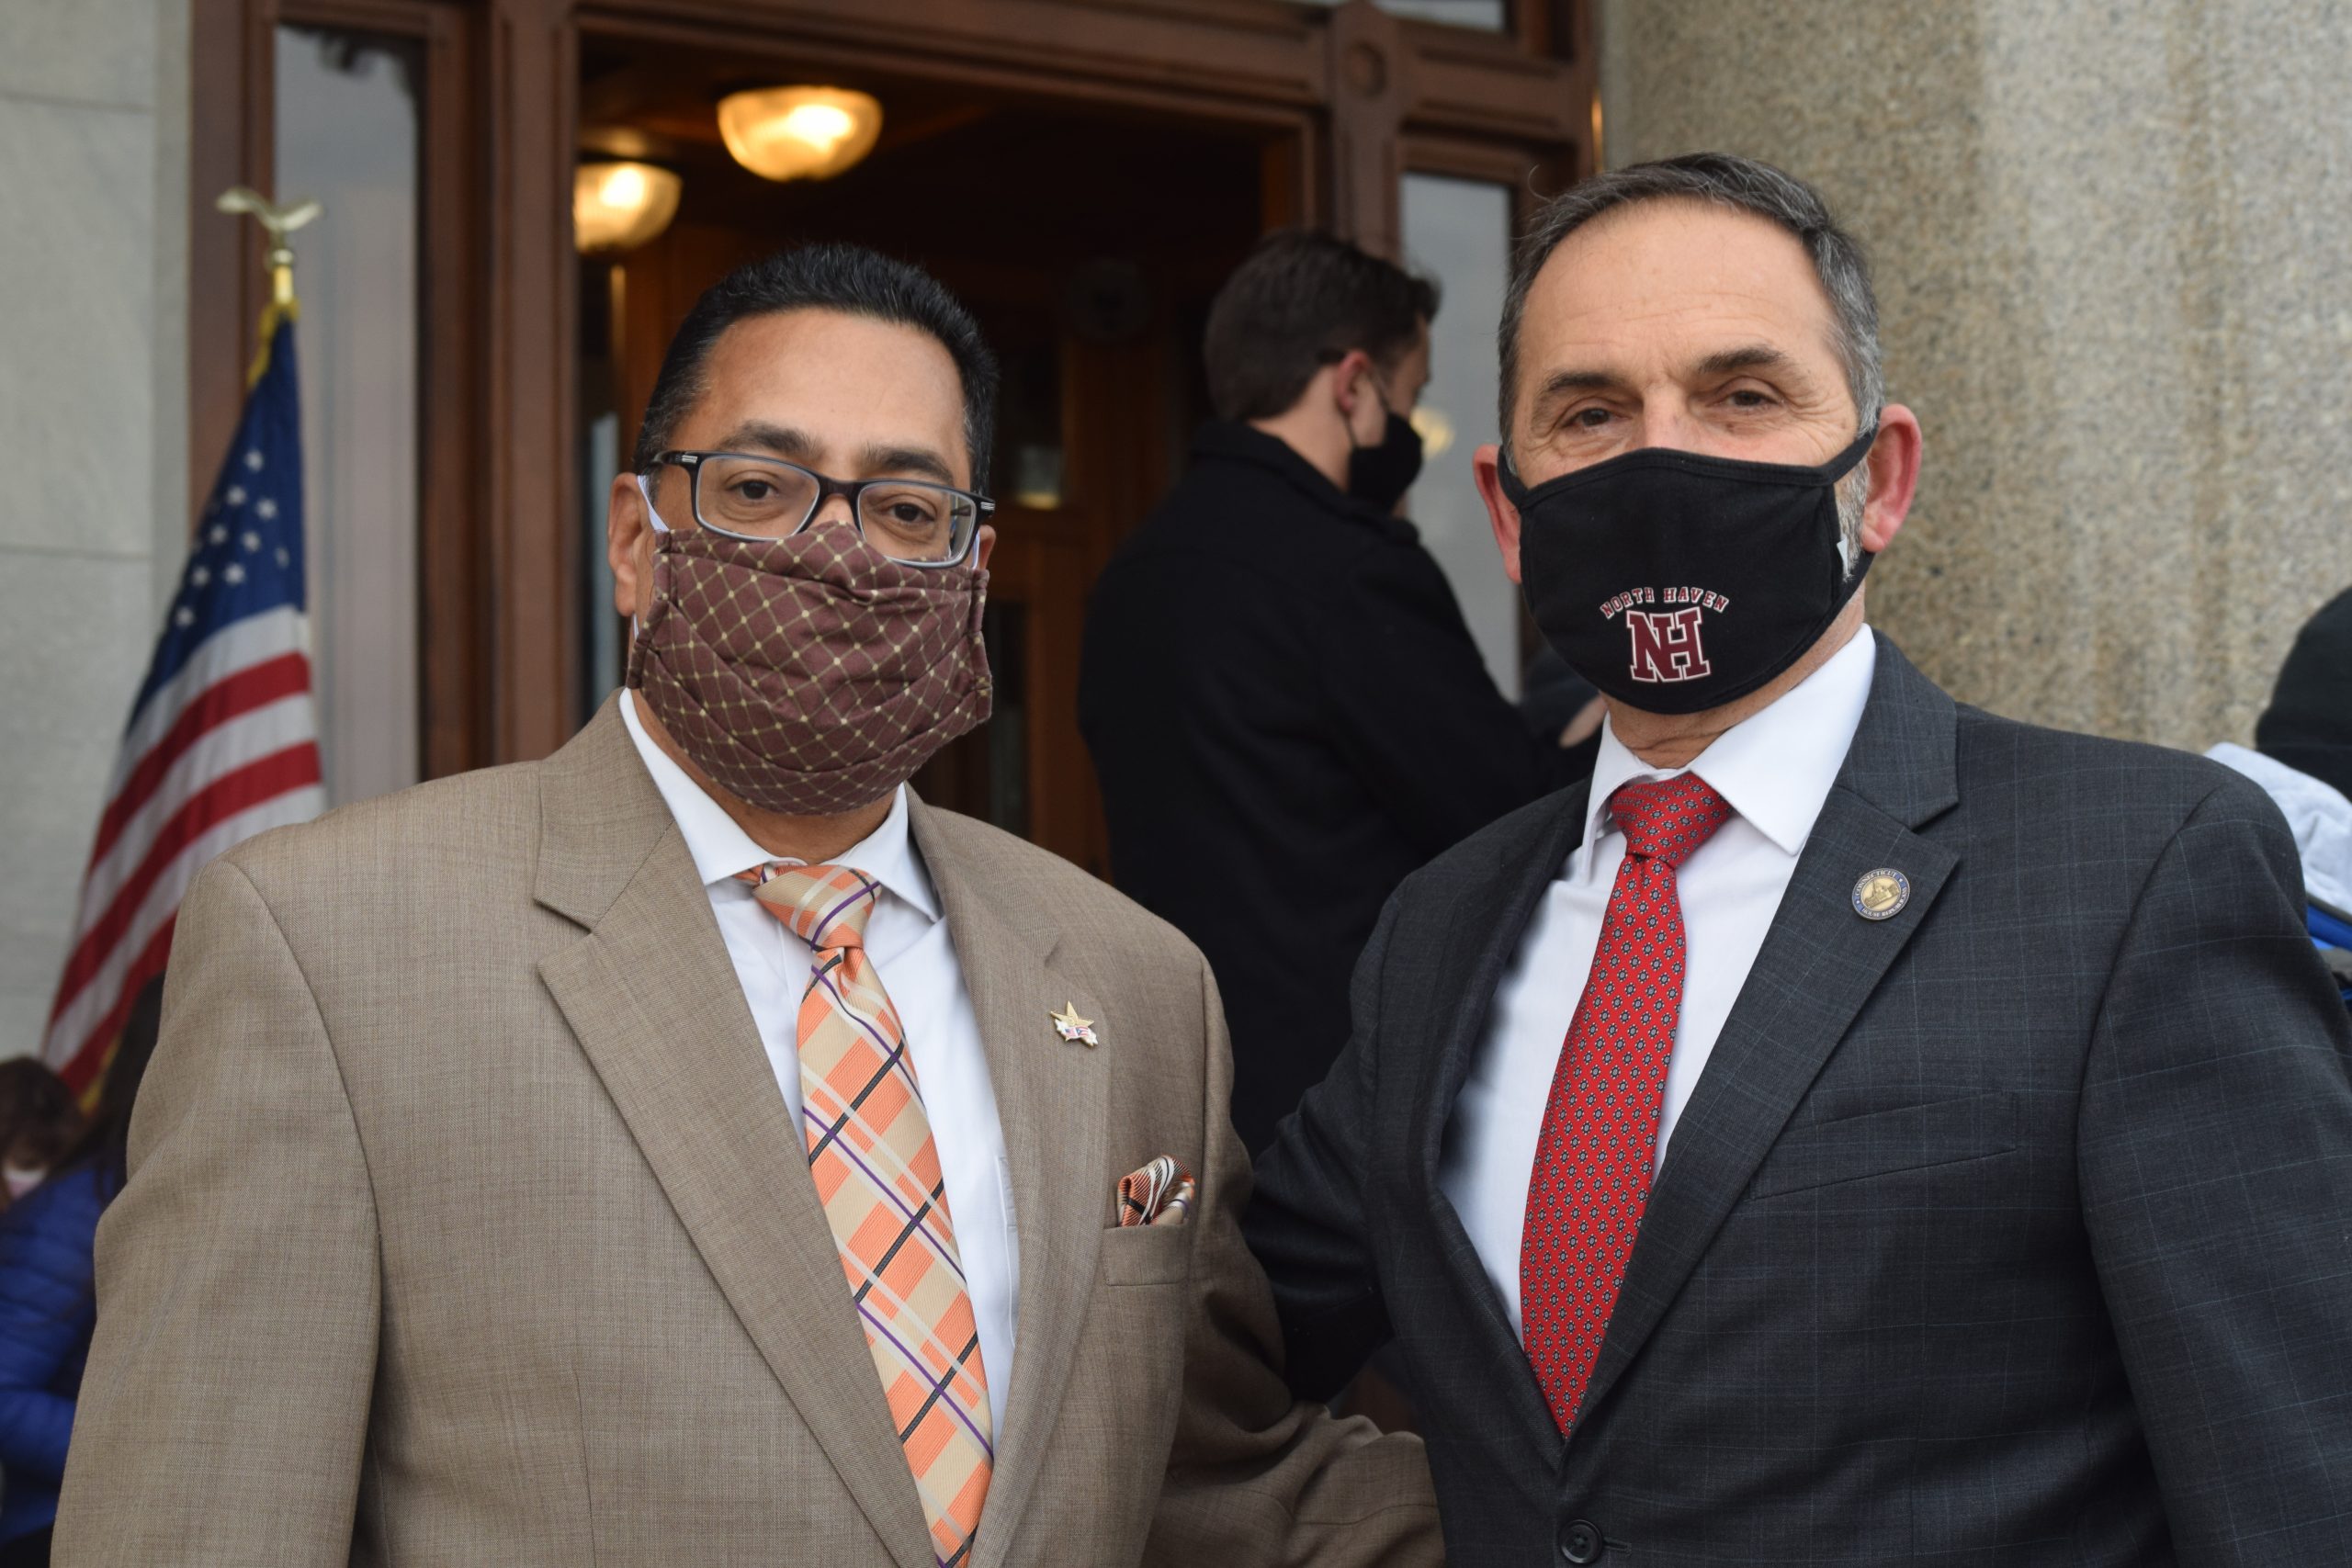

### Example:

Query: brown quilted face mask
xmin=627 ymin=523 xmax=992 ymax=816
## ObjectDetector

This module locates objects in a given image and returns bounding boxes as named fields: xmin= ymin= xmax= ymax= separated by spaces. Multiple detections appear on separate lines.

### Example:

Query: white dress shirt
xmin=621 ymin=691 xmax=1021 ymax=1436
xmin=1439 ymin=626 xmax=1878 ymax=1336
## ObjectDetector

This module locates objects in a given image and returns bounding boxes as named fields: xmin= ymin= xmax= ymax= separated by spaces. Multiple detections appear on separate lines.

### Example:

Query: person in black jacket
xmin=2257 ymin=582 xmax=2352 ymax=801
xmin=1080 ymin=231 xmax=1586 ymax=1156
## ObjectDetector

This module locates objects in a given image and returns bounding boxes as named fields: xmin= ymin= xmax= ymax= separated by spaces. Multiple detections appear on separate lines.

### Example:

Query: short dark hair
xmin=632 ymin=243 xmax=1001 ymax=491
xmin=1203 ymin=231 xmax=1439 ymax=423
xmin=1499 ymin=152 xmax=1882 ymax=441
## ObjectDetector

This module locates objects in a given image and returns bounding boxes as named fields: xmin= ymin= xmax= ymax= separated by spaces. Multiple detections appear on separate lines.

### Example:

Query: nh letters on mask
xmin=1600 ymin=588 xmax=1736 ymax=685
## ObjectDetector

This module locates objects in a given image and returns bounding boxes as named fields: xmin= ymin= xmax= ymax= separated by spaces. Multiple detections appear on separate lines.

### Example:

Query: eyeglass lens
xmin=690 ymin=454 xmax=977 ymax=564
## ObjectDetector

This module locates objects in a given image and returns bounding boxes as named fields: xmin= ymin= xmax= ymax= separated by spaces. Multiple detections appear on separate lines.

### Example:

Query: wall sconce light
xmin=717 ymin=86 xmax=884 ymax=183
xmin=573 ymin=161 xmax=682 ymax=254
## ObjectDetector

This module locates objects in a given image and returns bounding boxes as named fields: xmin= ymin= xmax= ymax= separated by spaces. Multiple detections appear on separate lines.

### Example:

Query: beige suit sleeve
xmin=1144 ymin=958 xmax=1443 ymax=1567
xmin=54 ymin=854 xmax=382 ymax=1564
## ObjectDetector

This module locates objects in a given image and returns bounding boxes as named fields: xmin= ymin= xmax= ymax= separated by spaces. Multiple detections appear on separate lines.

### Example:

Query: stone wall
xmin=0 ymin=0 xmax=190 ymax=1057
xmin=1599 ymin=0 xmax=2352 ymax=750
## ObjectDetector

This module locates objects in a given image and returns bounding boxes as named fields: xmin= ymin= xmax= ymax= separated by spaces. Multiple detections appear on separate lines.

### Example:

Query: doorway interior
xmin=576 ymin=36 xmax=1283 ymax=874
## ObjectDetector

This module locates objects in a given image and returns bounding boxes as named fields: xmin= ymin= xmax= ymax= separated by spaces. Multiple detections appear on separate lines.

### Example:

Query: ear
xmin=974 ymin=523 xmax=998 ymax=572
xmin=1329 ymin=348 xmax=1377 ymax=419
xmin=1858 ymin=403 xmax=1923 ymax=555
xmin=607 ymin=471 xmax=653 ymax=619
xmin=1472 ymin=442 xmax=1525 ymax=585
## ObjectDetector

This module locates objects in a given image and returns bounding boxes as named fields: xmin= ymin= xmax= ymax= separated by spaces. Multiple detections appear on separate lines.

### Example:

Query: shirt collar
xmin=1573 ymin=625 xmax=1879 ymax=880
xmin=1188 ymin=420 xmax=1419 ymax=540
xmin=618 ymin=689 xmax=939 ymax=919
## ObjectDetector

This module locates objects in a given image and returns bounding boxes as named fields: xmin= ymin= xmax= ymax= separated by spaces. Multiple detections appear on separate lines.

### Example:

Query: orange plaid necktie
xmin=740 ymin=863 xmax=992 ymax=1567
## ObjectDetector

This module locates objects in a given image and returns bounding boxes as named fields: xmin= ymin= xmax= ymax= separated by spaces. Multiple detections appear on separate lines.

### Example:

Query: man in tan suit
xmin=55 ymin=243 xmax=1440 ymax=1566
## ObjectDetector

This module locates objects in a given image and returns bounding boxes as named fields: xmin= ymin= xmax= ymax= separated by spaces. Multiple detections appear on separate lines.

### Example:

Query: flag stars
xmin=242 ymin=531 xmax=261 ymax=552
xmin=209 ymin=525 xmax=229 ymax=546
xmin=173 ymin=605 xmax=195 ymax=627
xmin=225 ymin=485 xmax=246 ymax=506
xmin=275 ymin=547 xmax=291 ymax=568
xmin=222 ymin=563 xmax=246 ymax=585
xmin=255 ymin=497 xmax=278 ymax=520
xmin=244 ymin=448 xmax=265 ymax=471
xmin=189 ymin=566 xmax=210 ymax=588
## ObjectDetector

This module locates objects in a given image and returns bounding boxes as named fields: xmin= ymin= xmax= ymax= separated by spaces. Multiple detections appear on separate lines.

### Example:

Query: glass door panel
xmin=274 ymin=25 xmax=423 ymax=805
xmin=1399 ymin=170 xmax=1519 ymax=697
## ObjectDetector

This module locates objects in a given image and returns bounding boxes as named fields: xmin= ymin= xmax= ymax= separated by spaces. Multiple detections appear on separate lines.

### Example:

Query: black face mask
xmin=1501 ymin=427 xmax=1877 ymax=716
xmin=1348 ymin=404 xmax=1425 ymax=513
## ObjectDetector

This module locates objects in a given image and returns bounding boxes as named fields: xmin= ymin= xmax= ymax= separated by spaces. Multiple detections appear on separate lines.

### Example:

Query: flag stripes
xmin=40 ymin=321 xmax=322 ymax=1092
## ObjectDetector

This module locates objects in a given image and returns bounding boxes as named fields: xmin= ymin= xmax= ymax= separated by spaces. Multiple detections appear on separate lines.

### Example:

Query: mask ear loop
xmin=630 ymin=473 xmax=673 ymax=639
xmin=1830 ymin=423 xmax=1880 ymax=577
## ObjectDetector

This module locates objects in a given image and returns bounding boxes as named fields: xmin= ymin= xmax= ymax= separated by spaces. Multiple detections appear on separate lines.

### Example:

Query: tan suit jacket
xmin=54 ymin=699 xmax=1439 ymax=1566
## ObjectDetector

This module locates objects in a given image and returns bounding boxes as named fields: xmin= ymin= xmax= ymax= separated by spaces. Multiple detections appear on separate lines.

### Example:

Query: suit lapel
xmin=1573 ymin=639 xmax=1962 ymax=1434
xmin=533 ymin=701 xmax=934 ymax=1568
xmin=1409 ymin=780 xmax=1595 ymax=1465
xmin=908 ymin=799 xmax=1107 ymax=1568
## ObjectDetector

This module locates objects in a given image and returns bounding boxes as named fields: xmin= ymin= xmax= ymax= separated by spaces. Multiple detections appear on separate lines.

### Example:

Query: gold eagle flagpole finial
xmin=216 ymin=186 xmax=322 ymax=386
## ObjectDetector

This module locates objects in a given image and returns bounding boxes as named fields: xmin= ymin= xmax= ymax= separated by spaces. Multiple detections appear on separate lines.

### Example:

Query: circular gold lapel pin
xmin=1851 ymin=868 xmax=1911 ymax=921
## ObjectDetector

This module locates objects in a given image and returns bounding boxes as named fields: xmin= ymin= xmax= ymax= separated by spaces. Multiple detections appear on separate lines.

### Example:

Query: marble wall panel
xmin=0 ymin=92 xmax=155 ymax=560
xmin=0 ymin=0 xmax=186 ymax=1061
xmin=1597 ymin=0 xmax=2352 ymax=749
xmin=0 ymin=554 xmax=153 ymax=1057
xmin=0 ymin=0 xmax=159 ymax=111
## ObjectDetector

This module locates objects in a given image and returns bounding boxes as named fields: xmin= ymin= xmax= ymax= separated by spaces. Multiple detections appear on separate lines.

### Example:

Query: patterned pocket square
xmin=1117 ymin=1155 xmax=1196 ymax=1228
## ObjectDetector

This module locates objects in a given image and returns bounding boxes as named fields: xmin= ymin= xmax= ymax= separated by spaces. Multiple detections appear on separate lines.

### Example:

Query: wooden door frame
xmin=191 ymin=0 xmax=496 ymax=777
xmin=190 ymin=0 xmax=1596 ymax=774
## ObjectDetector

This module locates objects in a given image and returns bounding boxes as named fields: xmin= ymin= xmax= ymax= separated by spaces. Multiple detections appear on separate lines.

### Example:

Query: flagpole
xmin=215 ymin=186 xmax=322 ymax=385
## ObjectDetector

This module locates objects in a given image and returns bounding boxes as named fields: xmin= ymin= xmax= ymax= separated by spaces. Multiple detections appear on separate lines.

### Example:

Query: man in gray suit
xmin=1245 ymin=152 xmax=2352 ymax=1564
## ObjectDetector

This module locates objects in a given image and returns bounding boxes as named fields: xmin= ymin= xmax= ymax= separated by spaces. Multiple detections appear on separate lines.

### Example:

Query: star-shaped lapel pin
xmin=1049 ymin=1001 xmax=1099 ymax=1047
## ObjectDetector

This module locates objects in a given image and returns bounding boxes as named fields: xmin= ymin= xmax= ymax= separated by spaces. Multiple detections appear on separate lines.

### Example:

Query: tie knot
xmin=1609 ymin=774 xmax=1732 ymax=870
xmin=739 ymin=863 xmax=880 ymax=950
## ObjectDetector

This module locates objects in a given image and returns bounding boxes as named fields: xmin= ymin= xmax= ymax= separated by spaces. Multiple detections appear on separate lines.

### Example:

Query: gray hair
xmin=1498 ymin=152 xmax=1884 ymax=444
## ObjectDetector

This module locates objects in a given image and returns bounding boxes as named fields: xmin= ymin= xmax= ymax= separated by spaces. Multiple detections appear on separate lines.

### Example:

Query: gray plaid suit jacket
xmin=1245 ymin=637 xmax=2352 ymax=1565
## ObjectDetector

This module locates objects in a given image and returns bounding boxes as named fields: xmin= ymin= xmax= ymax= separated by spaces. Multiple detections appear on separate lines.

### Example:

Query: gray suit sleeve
xmin=2079 ymin=780 xmax=2352 ymax=1563
xmin=54 ymin=855 xmax=381 ymax=1565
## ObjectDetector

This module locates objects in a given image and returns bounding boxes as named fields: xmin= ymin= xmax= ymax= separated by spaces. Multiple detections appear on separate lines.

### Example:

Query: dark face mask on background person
xmin=626 ymin=485 xmax=993 ymax=817
xmin=1501 ymin=425 xmax=1877 ymax=716
xmin=1347 ymin=395 xmax=1425 ymax=513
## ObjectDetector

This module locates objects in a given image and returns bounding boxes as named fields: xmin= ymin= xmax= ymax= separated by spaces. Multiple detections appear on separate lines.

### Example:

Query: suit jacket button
xmin=1560 ymin=1519 xmax=1603 ymax=1563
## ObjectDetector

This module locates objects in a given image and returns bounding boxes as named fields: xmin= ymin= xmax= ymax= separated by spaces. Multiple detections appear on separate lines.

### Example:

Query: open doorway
xmin=576 ymin=38 xmax=1283 ymax=874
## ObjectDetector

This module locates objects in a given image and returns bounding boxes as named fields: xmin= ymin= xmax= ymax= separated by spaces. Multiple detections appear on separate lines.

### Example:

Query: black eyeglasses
xmin=650 ymin=449 xmax=992 ymax=568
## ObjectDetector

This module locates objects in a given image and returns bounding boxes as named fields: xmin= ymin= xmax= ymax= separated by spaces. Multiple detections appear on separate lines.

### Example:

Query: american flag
xmin=41 ymin=318 xmax=325 ymax=1092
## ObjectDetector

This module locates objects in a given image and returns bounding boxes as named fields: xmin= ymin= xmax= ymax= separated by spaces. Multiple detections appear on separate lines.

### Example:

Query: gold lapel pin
xmin=1851 ymin=868 xmax=1912 ymax=921
xmin=1050 ymin=1001 xmax=1099 ymax=1047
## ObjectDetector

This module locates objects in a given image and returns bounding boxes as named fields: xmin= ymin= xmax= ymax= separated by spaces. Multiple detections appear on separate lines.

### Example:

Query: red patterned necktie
xmin=1521 ymin=773 xmax=1732 ymax=1434
xmin=738 ymin=863 xmax=992 ymax=1567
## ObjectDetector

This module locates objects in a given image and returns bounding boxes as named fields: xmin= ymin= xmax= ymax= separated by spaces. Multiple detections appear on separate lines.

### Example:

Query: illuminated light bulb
xmin=572 ymin=161 xmax=681 ymax=254
xmin=780 ymin=102 xmax=856 ymax=152
xmin=718 ymin=87 xmax=884 ymax=183
xmin=601 ymin=164 xmax=646 ymax=209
